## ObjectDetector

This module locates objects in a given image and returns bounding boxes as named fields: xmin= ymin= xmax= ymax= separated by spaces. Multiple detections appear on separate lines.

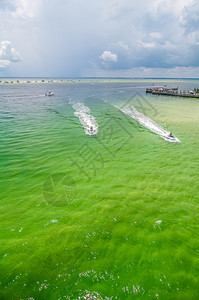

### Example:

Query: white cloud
xmin=100 ymin=51 xmax=118 ymax=62
xmin=138 ymin=41 xmax=156 ymax=49
xmin=0 ymin=59 xmax=10 ymax=68
xmin=10 ymin=0 xmax=41 ymax=19
xmin=0 ymin=40 xmax=21 ymax=64
xmin=116 ymin=41 xmax=130 ymax=52
xmin=150 ymin=32 xmax=162 ymax=39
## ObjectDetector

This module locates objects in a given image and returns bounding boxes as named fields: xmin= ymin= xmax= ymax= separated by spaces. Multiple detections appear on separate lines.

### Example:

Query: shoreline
xmin=1 ymin=78 xmax=199 ymax=85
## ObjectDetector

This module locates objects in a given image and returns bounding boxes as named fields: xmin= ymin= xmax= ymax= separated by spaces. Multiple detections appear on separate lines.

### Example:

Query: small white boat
xmin=45 ymin=91 xmax=54 ymax=96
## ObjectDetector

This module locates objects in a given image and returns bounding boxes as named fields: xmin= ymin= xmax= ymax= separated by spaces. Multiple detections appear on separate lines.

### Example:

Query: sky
xmin=0 ymin=0 xmax=199 ymax=78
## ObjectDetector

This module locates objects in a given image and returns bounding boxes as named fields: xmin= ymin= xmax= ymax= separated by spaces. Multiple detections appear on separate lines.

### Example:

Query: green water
xmin=0 ymin=80 xmax=199 ymax=299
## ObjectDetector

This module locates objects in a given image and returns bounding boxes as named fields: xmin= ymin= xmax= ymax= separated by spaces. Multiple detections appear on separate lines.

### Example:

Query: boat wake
xmin=114 ymin=104 xmax=180 ymax=143
xmin=71 ymin=102 xmax=99 ymax=135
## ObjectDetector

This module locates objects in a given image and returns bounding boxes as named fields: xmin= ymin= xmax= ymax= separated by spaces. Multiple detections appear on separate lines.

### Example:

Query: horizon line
xmin=1 ymin=76 xmax=199 ymax=80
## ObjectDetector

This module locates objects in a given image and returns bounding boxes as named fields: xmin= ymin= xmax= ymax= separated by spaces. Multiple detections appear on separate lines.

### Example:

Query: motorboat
xmin=45 ymin=91 xmax=54 ymax=96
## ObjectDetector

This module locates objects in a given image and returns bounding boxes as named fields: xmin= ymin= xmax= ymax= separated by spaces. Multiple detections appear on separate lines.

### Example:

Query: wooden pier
xmin=146 ymin=87 xmax=199 ymax=98
xmin=151 ymin=91 xmax=199 ymax=98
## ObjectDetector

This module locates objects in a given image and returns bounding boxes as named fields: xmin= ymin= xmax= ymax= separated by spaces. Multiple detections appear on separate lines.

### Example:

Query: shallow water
xmin=0 ymin=79 xmax=199 ymax=299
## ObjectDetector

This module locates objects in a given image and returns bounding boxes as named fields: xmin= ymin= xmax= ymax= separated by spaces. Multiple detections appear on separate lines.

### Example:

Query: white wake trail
xmin=71 ymin=102 xmax=99 ymax=135
xmin=114 ymin=104 xmax=180 ymax=143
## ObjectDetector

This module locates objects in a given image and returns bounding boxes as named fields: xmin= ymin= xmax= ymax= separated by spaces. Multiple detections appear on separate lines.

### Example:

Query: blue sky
xmin=0 ymin=0 xmax=199 ymax=77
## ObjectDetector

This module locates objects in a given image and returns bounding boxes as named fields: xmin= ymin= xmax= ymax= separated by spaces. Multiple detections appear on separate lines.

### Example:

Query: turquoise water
xmin=0 ymin=79 xmax=199 ymax=299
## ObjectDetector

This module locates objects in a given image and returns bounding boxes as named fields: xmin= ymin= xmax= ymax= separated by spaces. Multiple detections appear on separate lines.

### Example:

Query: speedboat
xmin=45 ymin=91 xmax=54 ymax=96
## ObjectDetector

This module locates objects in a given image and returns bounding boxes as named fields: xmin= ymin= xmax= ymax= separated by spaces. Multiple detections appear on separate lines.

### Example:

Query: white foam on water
xmin=71 ymin=102 xmax=99 ymax=135
xmin=114 ymin=104 xmax=180 ymax=143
